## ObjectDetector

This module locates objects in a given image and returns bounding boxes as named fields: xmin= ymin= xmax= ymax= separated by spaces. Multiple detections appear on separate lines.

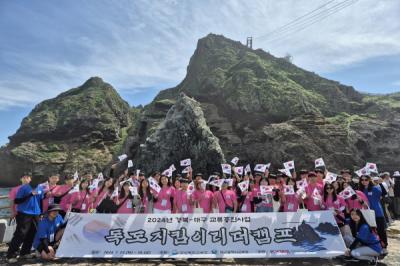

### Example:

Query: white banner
xmin=57 ymin=211 xmax=346 ymax=258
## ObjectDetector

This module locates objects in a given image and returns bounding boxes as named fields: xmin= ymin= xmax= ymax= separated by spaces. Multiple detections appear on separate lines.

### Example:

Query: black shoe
xmin=344 ymin=256 xmax=360 ymax=262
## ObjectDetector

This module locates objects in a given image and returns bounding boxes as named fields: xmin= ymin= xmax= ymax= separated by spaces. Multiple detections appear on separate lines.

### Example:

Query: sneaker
xmin=344 ymin=256 xmax=360 ymax=262
xmin=19 ymin=253 xmax=35 ymax=259
xmin=368 ymin=257 xmax=378 ymax=265
xmin=381 ymin=248 xmax=388 ymax=255
xmin=6 ymin=257 xmax=18 ymax=263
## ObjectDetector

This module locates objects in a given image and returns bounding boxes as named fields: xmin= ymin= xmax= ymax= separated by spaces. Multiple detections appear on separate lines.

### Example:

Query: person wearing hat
xmin=194 ymin=173 xmax=204 ymax=182
xmin=32 ymin=204 xmax=67 ymax=260
xmin=393 ymin=171 xmax=400 ymax=218
xmin=303 ymin=172 xmax=324 ymax=211
xmin=7 ymin=175 xmax=45 ymax=263
xmin=298 ymin=169 xmax=308 ymax=181
xmin=174 ymin=178 xmax=194 ymax=213
xmin=214 ymin=179 xmax=237 ymax=213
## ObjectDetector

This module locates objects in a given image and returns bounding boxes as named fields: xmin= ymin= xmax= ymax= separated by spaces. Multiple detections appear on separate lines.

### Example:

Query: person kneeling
xmin=33 ymin=204 xmax=66 ymax=260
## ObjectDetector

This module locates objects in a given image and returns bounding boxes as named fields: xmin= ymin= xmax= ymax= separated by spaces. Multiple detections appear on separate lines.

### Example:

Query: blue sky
xmin=1 ymin=0 xmax=400 ymax=146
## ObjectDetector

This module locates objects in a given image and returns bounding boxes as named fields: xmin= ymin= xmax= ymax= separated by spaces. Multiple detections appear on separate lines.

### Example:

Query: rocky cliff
xmin=0 ymin=77 xmax=135 ymax=186
xmin=1 ymin=34 xmax=400 ymax=186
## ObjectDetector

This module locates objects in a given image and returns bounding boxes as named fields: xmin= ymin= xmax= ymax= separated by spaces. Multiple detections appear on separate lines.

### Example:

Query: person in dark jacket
xmin=393 ymin=171 xmax=400 ymax=218
xmin=7 ymin=175 xmax=45 ymax=263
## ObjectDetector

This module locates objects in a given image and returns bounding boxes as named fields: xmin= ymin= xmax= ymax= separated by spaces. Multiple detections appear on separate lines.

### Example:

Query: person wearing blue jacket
xmin=346 ymin=209 xmax=382 ymax=263
xmin=359 ymin=174 xmax=388 ymax=253
xmin=6 ymin=175 xmax=45 ymax=263
xmin=33 ymin=204 xmax=66 ymax=260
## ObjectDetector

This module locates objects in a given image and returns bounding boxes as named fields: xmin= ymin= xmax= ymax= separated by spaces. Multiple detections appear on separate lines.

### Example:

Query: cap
xmin=179 ymin=178 xmax=189 ymax=183
xmin=314 ymin=168 xmax=324 ymax=174
xmin=194 ymin=173 xmax=203 ymax=178
xmin=47 ymin=204 xmax=63 ymax=213
xmin=299 ymin=169 xmax=308 ymax=175
xmin=268 ymin=174 xmax=277 ymax=179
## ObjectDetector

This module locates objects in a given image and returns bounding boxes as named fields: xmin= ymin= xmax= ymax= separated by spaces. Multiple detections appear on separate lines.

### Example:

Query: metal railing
xmin=0 ymin=195 xmax=11 ymax=219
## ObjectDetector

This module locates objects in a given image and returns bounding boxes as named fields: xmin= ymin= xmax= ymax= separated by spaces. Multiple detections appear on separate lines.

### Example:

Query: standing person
xmin=174 ymin=178 xmax=194 ymax=213
xmin=32 ymin=204 xmax=66 ymax=260
xmin=343 ymin=181 xmax=369 ymax=216
xmin=8 ymin=175 xmax=30 ymax=219
xmin=321 ymin=183 xmax=346 ymax=227
xmin=345 ymin=209 xmax=382 ymax=264
xmin=192 ymin=180 xmax=214 ymax=213
xmin=314 ymin=168 xmax=325 ymax=185
xmin=153 ymin=175 xmax=175 ymax=214
xmin=54 ymin=176 xmax=75 ymax=218
xmin=214 ymin=180 xmax=237 ymax=213
xmin=303 ymin=172 xmax=324 ymax=211
xmin=393 ymin=171 xmax=400 ymax=219
xmin=91 ymin=177 xmax=115 ymax=213
xmin=381 ymin=172 xmax=395 ymax=221
xmin=359 ymin=174 xmax=388 ymax=253
xmin=70 ymin=179 xmax=91 ymax=213
xmin=7 ymin=175 xmax=45 ymax=263
xmin=114 ymin=181 xmax=134 ymax=214
xmin=136 ymin=178 xmax=154 ymax=213
xmin=237 ymin=175 xmax=253 ymax=213
xmin=281 ymin=178 xmax=300 ymax=212
xmin=42 ymin=175 xmax=60 ymax=213
xmin=252 ymin=177 xmax=274 ymax=212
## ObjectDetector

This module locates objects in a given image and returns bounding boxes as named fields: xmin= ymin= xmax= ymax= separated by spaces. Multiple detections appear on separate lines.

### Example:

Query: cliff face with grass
xmin=0 ymin=77 xmax=135 ymax=186
xmin=2 ymin=34 xmax=400 ymax=186
xmin=124 ymin=34 xmax=400 ymax=174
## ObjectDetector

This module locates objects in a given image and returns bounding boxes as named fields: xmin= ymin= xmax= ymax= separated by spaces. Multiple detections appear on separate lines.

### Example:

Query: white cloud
xmin=0 ymin=0 xmax=399 ymax=109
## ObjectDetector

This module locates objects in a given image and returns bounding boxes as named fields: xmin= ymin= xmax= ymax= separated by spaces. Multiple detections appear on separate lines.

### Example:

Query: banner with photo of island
xmin=56 ymin=211 xmax=346 ymax=258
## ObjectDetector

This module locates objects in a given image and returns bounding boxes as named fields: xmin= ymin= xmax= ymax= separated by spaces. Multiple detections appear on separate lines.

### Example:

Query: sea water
xmin=0 ymin=187 xmax=11 ymax=218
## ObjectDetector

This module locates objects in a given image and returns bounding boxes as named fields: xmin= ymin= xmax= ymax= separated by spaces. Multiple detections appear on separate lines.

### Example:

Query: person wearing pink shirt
xmin=321 ymin=183 xmax=346 ymax=227
xmin=239 ymin=180 xmax=254 ymax=213
xmin=304 ymin=172 xmax=324 ymax=211
xmin=281 ymin=178 xmax=300 ymax=212
xmin=153 ymin=175 xmax=175 ymax=213
xmin=54 ymin=176 xmax=75 ymax=217
xmin=70 ymin=179 xmax=91 ymax=213
xmin=174 ymin=178 xmax=193 ymax=213
xmin=315 ymin=168 xmax=325 ymax=185
xmin=214 ymin=180 xmax=237 ymax=213
xmin=343 ymin=181 xmax=369 ymax=212
xmin=136 ymin=178 xmax=154 ymax=213
xmin=41 ymin=175 xmax=60 ymax=213
xmin=91 ymin=177 xmax=115 ymax=212
xmin=8 ymin=176 xmax=31 ymax=218
xmin=192 ymin=180 xmax=213 ymax=213
xmin=114 ymin=181 xmax=134 ymax=214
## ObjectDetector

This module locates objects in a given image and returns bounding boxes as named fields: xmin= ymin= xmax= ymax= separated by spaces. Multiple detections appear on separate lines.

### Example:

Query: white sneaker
xmin=7 ymin=257 xmax=18 ymax=263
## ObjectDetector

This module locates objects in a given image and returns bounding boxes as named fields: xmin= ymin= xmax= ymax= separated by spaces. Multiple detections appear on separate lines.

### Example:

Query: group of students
xmin=6 ymin=163 xmax=398 ymax=263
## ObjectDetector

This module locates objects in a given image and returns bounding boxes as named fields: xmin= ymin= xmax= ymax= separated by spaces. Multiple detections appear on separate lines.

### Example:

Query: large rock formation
xmin=0 ymin=77 xmax=134 ymax=186
xmin=124 ymin=33 xmax=400 ymax=173
xmin=131 ymin=94 xmax=225 ymax=174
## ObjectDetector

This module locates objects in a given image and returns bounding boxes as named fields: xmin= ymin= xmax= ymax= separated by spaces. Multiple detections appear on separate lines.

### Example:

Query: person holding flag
xmin=303 ymin=172 xmax=324 ymax=211
xmin=321 ymin=183 xmax=346 ymax=228
xmin=359 ymin=174 xmax=388 ymax=253
xmin=114 ymin=181 xmax=135 ymax=213
xmin=192 ymin=179 xmax=214 ymax=213
xmin=70 ymin=179 xmax=91 ymax=213
xmin=281 ymin=178 xmax=300 ymax=212
xmin=174 ymin=178 xmax=194 ymax=213
xmin=55 ymin=176 xmax=75 ymax=217
xmin=41 ymin=174 xmax=60 ymax=213
xmin=91 ymin=177 xmax=116 ymax=213
xmin=214 ymin=179 xmax=237 ymax=213
xmin=136 ymin=178 xmax=155 ymax=213
xmin=153 ymin=175 xmax=175 ymax=213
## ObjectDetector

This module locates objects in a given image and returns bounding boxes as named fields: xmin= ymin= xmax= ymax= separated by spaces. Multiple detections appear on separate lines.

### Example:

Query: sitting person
xmin=32 ymin=204 xmax=67 ymax=260
xmin=345 ymin=209 xmax=382 ymax=264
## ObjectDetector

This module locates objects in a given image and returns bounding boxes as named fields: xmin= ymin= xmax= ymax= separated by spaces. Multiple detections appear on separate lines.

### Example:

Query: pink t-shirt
xmin=56 ymin=185 xmax=73 ymax=212
xmin=70 ymin=190 xmax=91 ymax=213
xmin=9 ymin=185 xmax=21 ymax=216
xmin=174 ymin=190 xmax=193 ymax=213
xmin=345 ymin=190 xmax=369 ymax=210
xmin=240 ymin=190 xmax=253 ymax=213
xmin=139 ymin=191 xmax=152 ymax=213
xmin=252 ymin=186 xmax=273 ymax=208
xmin=322 ymin=194 xmax=346 ymax=223
xmin=282 ymin=194 xmax=300 ymax=212
xmin=214 ymin=189 xmax=236 ymax=213
xmin=42 ymin=184 xmax=58 ymax=213
xmin=115 ymin=196 xmax=134 ymax=214
xmin=192 ymin=190 xmax=213 ymax=213
xmin=153 ymin=186 xmax=175 ymax=211
xmin=304 ymin=183 xmax=323 ymax=211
